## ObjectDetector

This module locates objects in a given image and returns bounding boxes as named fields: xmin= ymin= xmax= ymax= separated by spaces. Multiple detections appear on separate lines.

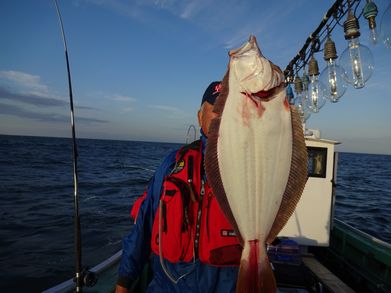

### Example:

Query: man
xmin=115 ymin=82 xmax=241 ymax=293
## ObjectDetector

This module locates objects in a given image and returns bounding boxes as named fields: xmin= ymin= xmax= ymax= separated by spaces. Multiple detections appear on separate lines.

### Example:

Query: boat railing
xmin=42 ymin=250 xmax=122 ymax=293
xmin=328 ymin=219 xmax=391 ymax=292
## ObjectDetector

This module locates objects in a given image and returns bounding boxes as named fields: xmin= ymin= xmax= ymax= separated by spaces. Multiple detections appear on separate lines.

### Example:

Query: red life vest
xmin=147 ymin=140 xmax=242 ymax=266
xmin=130 ymin=190 xmax=147 ymax=224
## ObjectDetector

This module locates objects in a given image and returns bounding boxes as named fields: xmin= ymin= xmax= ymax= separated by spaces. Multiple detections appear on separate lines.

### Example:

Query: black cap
xmin=201 ymin=81 xmax=221 ymax=106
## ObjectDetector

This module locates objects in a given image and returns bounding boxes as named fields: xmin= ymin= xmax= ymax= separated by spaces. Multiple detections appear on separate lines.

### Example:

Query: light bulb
xmin=319 ymin=59 xmax=348 ymax=102
xmin=295 ymin=93 xmax=311 ymax=123
xmin=301 ymin=73 xmax=312 ymax=114
xmin=301 ymin=73 xmax=309 ymax=99
xmin=363 ymin=0 xmax=379 ymax=45
xmin=308 ymin=74 xmax=327 ymax=113
xmin=320 ymin=35 xmax=348 ymax=102
xmin=293 ymin=75 xmax=311 ymax=123
xmin=307 ymin=55 xmax=327 ymax=113
xmin=340 ymin=38 xmax=374 ymax=88
xmin=369 ymin=27 xmax=378 ymax=45
xmin=340 ymin=9 xmax=375 ymax=89
xmin=381 ymin=3 xmax=391 ymax=50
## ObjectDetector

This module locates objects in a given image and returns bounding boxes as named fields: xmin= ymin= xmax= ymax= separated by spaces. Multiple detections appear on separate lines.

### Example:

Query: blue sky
xmin=1 ymin=0 xmax=390 ymax=155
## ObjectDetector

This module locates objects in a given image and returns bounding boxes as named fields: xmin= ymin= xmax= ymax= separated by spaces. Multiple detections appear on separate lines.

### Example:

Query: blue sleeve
xmin=117 ymin=149 xmax=177 ymax=288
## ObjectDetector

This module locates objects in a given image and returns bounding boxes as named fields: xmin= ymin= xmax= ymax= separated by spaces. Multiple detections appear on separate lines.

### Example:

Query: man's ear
xmin=197 ymin=109 xmax=202 ymax=128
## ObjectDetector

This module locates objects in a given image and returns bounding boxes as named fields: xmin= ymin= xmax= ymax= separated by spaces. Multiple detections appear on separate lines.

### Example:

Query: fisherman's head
xmin=198 ymin=81 xmax=221 ymax=135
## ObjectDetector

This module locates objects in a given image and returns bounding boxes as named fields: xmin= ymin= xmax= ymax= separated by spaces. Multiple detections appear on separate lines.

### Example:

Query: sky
xmin=1 ymin=0 xmax=391 ymax=155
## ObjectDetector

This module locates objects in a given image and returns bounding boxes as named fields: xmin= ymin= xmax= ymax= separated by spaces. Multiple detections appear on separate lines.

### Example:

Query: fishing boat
xmin=43 ymin=132 xmax=391 ymax=293
xmin=43 ymin=0 xmax=390 ymax=291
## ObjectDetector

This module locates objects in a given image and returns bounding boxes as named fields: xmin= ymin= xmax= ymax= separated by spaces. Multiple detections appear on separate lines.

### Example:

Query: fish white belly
xmin=217 ymin=77 xmax=292 ymax=241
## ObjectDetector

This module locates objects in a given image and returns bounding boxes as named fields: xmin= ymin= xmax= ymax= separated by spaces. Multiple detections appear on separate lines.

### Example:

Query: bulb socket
xmin=363 ymin=2 xmax=378 ymax=18
xmin=324 ymin=37 xmax=337 ymax=60
xmin=294 ymin=76 xmax=303 ymax=94
xmin=364 ymin=1 xmax=378 ymax=29
xmin=308 ymin=56 xmax=319 ymax=76
xmin=344 ymin=10 xmax=361 ymax=39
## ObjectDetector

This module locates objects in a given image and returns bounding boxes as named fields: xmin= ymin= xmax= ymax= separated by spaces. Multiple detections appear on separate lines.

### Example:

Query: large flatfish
xmin=205 ymin=35 xmax=308 ymax=292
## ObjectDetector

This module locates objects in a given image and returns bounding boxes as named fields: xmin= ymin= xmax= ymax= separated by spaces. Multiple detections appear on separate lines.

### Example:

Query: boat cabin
xmin=278 ymin=131 xmax=340 ymax=246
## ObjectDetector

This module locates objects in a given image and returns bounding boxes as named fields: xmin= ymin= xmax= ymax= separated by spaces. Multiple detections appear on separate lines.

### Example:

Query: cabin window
xmin=307 ymin=147 xmax=327 ymax=178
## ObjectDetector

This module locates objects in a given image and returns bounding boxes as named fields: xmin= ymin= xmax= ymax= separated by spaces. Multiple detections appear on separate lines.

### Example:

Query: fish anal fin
xmin=236 ymin=240 xmax=276 ymax=293
xmin=267 ymin=106 xmax=308 ymax=243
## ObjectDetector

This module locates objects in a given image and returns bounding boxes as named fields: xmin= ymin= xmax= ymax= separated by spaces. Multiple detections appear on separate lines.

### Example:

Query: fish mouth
xmin=241 ymin=90 xmax=273 ymax=102
xmin=230 ymin=36 xmax=266 ymax=93
xmin=229 ymin=35 xmax=284 ymax=93
xmin=250 ymin=89 xmax=274 ymax=101
xmin=241 ymin=83 xmax=286 ymax=103
xmin=229 ymin=35 xmax=259 ymax=57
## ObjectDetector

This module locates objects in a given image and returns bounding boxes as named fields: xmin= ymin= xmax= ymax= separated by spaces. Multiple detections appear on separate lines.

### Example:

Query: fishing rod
xmin=53 ymin=1 xmax=96 ymax=291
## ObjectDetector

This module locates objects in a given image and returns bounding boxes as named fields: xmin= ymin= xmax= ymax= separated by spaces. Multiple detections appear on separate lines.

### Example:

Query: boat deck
xmin=44 ymin=252 xmax=355 ymax=293
xmin=273 ymin=253 xmax=354 ymax=293
xmin=302 ymin=255 xmax=354 ymax=293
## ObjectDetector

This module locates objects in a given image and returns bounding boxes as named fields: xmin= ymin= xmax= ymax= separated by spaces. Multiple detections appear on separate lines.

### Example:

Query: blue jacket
xmin=117 ymin=135 xmax=239 ymax=292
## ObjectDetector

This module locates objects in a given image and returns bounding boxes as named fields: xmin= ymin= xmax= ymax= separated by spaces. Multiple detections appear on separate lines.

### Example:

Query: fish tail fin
xmin=236 ymin=240 xmax=276 ymax=293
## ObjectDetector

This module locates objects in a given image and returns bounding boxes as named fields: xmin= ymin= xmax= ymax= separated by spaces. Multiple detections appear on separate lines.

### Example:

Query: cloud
xmin=84 ymin=0 xmax=144 ymax=20
xmin=150 ymin=105 xmax=180 ymax=111
xmin=83 ymin=0 xmax=304 ymax=52
xmin=0 ymin=70 xmax=49 ymax=96
xmin=76 ymin=116 xmax=108 ymax=124
xmin=148 ymin=104 xmax=187 ymax=119
xmin=77 ymin=105 xmax=96 ymax=110
xmin=85 ymin=0 xmax=179 ymax=16
xmin=0 ymin=85 xmax=97 ymax=111
xmin=0 ymin=86 xmax=68 ymax=107
xmin=222 ymin=2 xmax=306 ymax=50
xmin=148 ymin=0 xmax=178 ymax=10
xmin=0 ymin=70 xmax=99 ymax=114
xmin=179 ymin=0 xmax=214 ymax=20
xmin=1 ymin=103 xmax=64 ymax=122
xmin=0 ymin=70 xmax=104 ymax=123
xmin=0 ymin=102 xmax=108 ymax=124
xmin=110 ymin=94 xmax=136 ymax=102
xmin=80 ymin=1 xmax=244 ymax=49
xmin=99 ymin=93 xmax=136 ymax=112
xmin=122 ymin=107 xmax=134 ymax=112
xmin=0 ymin=70 xmax=68 ymax=108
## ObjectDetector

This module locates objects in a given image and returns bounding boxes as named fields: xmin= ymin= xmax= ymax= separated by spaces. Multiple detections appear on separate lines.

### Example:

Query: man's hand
xmin=115 ymin=284 xmax=128 ymax=293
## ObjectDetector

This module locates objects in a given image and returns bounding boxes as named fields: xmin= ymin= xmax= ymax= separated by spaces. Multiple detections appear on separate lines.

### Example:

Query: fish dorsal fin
xmin=205 ymin=69 xmax=244 ymax=244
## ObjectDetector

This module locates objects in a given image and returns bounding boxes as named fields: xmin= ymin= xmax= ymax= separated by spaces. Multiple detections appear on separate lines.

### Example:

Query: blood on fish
xmin=283 ymin=98 xmax=290 ymax=111
xmin=236 ymin=240 xmax=276 ymax=293
xmin=247 ymin=240 xmax=260 ymax=289
xmin=256 ymin=102 xmax=266 ymax=118
xmin=240 ymin=97 xmax=250 ymax=127
xmin=241 ymin=92 xmax=259 ymax=108
xmin=241 ymin=92 xmax=266 ymax=119
xmin=253 ymin=90 xmax=272 ymax=100
xmin=249 ymin=96 xmax=260 ymax=108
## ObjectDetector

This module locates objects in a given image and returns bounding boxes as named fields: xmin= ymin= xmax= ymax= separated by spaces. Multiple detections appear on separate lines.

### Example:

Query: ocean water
xmin=0 ymin=135 xmax=390 ymax=292
xmin=334 ymin=152 xmax=391 ymax=241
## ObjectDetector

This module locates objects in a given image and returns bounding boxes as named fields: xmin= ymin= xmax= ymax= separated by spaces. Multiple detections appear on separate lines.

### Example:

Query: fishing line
xmin=52 ymin=0 xmax=83 ymax=291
